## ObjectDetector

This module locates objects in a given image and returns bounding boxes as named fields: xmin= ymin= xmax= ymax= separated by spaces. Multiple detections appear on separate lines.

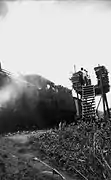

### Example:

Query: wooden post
xmin=74 ymin=65 xmax=76 ymax=73
xmin=77 ymin=92 xmax=80 ymax=117
xmin=104 ymin=93 xmax=110 ymax=118
xmin=100 ymin=71 xmax=106 ymax=119
xmin=96 ymin=96 xmax=102 ymax=111
xmin=96 ymin=95 xmax=102 ymax=117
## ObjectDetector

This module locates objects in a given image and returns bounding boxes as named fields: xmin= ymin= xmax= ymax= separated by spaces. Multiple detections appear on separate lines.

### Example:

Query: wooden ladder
xmin=82 ymin=85 xmax=96 ymax=119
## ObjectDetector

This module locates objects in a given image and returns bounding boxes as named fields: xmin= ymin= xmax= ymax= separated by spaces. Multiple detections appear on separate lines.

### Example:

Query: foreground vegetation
xmin=0 ymin=117 xmax=111 ymax=180
xmin=30 ymin=118 xmax=111 ymax=180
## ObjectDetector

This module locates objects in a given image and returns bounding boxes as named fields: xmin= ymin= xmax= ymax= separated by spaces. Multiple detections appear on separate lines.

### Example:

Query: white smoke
xmin=0 ymin=77 xmax=26 ymax=108
xmin=0 ymin=73 xmax=45 ymax=110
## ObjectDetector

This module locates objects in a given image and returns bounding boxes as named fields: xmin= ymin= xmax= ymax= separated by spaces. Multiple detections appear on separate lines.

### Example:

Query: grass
xmin=1 ymin=117 xmax=111 ymax=180
xmin=30 ymin=118 xmax=111 ymax=180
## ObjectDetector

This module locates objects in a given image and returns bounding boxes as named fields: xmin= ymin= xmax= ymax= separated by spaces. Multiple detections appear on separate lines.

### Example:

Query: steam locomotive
xmin=0 ymin=64 xmax=109 ymax=133
xmin=0 ymin=67 xmax=79 ymax=133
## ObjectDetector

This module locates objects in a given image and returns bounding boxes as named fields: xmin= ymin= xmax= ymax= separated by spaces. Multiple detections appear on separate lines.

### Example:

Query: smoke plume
xmin=0 ymin=72 xmax=49 ymax=110
xmin=0 ymin=77 xmax=26 ymax=108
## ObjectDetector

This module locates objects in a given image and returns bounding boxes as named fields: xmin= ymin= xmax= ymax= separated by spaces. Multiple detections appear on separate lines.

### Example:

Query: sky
xmin=0 ymin=0 xmax=111 ymax=110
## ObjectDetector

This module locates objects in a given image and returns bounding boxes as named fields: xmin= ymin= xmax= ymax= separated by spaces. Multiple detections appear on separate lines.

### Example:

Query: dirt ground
xmin=0 ymin=131 xmax=75 ymax=180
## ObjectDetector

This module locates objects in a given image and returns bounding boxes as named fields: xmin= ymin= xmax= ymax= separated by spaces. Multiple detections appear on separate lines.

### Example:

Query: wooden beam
xmin=104 ymin=93 xmax=110 ymax=118
xmin=99 ymin=70 xmax=106 ymax=119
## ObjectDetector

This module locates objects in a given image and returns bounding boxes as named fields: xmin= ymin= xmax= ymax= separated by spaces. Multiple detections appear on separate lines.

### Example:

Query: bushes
xmin=31 ymin=119 xmax=111 ymax=180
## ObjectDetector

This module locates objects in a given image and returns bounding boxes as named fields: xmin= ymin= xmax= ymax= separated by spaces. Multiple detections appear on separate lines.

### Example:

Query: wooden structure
xmin=94 ymin=65 xmax=110 ymax=119
xmin=70 ymin=65 xmax=110 ymax=120
xmin=82 ymin=85 xmax=96 ymax=119
xmin=70 ymin=71 xmax=83 ymax=117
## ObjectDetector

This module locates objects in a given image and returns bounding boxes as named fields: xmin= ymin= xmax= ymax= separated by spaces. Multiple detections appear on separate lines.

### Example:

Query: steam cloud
xmin=0 ymin=77 xmax=26 ymax=108
xmin=0 ymin=73 xmax=47 ymax=110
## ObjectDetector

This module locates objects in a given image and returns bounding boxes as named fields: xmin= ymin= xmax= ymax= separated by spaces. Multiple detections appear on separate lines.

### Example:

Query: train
xmin=0 ymin=64 xmax=109 ymax=133
xmin=0 ymin=67 xmax=80 ymax=133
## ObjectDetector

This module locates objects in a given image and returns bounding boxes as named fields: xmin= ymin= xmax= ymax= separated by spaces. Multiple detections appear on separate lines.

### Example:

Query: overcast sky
xmin=0 ymin=0 xmax=111 ymax=110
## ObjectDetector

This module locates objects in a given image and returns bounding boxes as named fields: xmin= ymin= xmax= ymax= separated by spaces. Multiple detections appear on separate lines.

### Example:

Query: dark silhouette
xmin=0 ymin=73 xmax=77 ymax=134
